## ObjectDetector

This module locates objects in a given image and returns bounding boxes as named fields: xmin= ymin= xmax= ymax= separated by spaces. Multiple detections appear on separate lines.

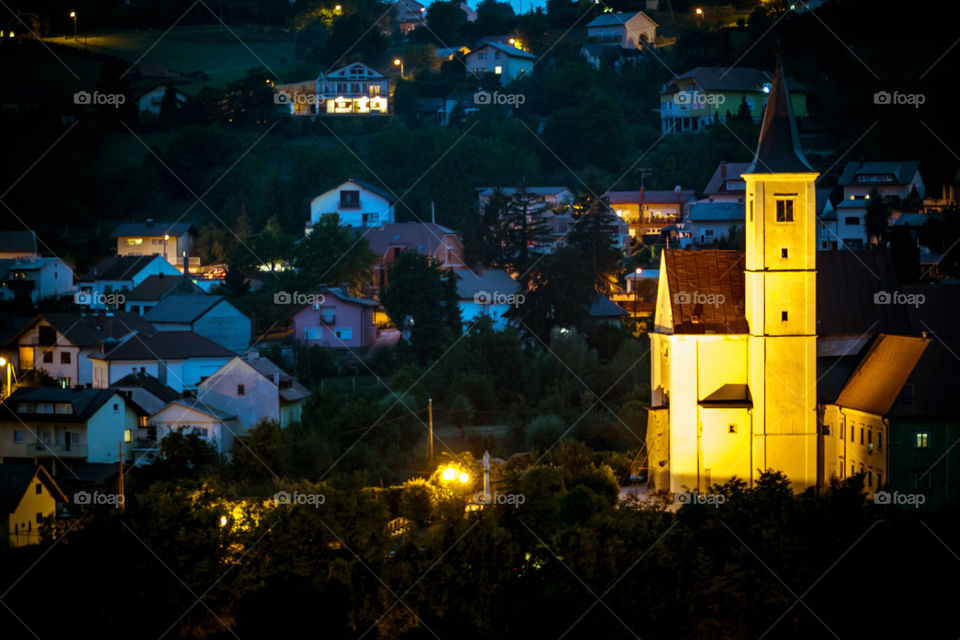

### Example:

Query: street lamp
xmin=394 ymin=58 xmax=403 ymax=79
xmin=695 ymin=7 xmax=703 ymax=25
xmin=441 ymin=466 xmax=470 ymax=484
xmin=70 ymin=11 xmax=77 ymax=40
xmin=634 ymin=267 xmax=642 ymax=324
xmin=163 ymin=234 xmax=170 ymax=262
xmin=0 ymin=356 xmax=11 ymax=400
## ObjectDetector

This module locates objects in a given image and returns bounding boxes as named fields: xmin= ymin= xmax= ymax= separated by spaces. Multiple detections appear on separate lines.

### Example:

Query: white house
xmin=476 ymin=186 xmax=574 ymax=215
xmin=315 ymin=63 xmax=389 ymax=115
xmin=111 ymin=221 xmax=196 ymax=263
xmin=8 ymin=312 xmax=157 ymax=388
xmin=585 ymin=11 xmax=657 ymax=49
xmin=685 ymin=201 xmax=744 ymax=245
xmin=702 ymin=161 xmax=751 ymax=203
xmin=142 ymin=398 xmax=237 ymax=458
xmin=307 ymin=178 xmax=397 ymax=233
xmin=137 ymin=85 xmax=188 ymax=118
xmin=77 ymin=255 xmax=182 ymax=310
xmin=123 ymin=274 xmax=204 ymax=316
xmin=0 ymin=387 xmax=144 ymax=466
xmin=144 ymin=295 xmax=252 ymax=354
xmin=455 ymin=268 xmax=520 ymax=331
xmin=196 ymin=353 xmax=311 ymax=436
xmin=465 ymin=43 xmax=534 ymax=84
xmin=0 ymin=257 xmax=74 ymax=303
xmin=89 ymin=331 xmax=235 ymax=393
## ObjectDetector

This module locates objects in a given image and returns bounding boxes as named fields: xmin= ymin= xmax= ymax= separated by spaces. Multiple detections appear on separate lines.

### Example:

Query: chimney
xmin=431 ymin=201 xmax=436 ymax=224
xmin=675 ymin=185 xmax=682 ymax=203
xmin=341 ymin=282 xmax=349 ymax=296
xmin=273 ymin=372 xmax=280 ymax=386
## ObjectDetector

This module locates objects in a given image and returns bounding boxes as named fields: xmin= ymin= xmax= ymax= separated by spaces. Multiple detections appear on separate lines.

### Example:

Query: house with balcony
xmin=465 ymin=43 xmax=534 ymax=84
xmin=315 ymin=62 xmax=389 ymax=115
xmin=144 ymin=295 xmax=251 ymax=354
xmin=585 ymin=11 xmax=657 ymax=49
xmin=360 ymin=222 xmax=468 ymax=296
xmin=394 ymin=0 xmax=427 ymax=33
xmin=77 ymin=255 xmax=182 ymax=310
xmin=291 ymin=286 xmax=378 ymax=351
xmin=196 ymin=353 xmax=311 ymax=436
xmin=0 ymin=387 xmax=143 ymax=468
xmin=7 ymin=312 xmax=157 ymax=387
xmin=660 ymin=66 xmax=807 ymax=134
xmin=89 ymin=331 xmax=235 ymax=393
xmin=1 ymin=465 xmax=68 ymax=548
xmin=0 ymin=256 xmax=73 ymax=303
xmin=476 ymin=186 xmax=574 ymax=215
xmin=605 ymin=187 xmax=696 ymax=239
xmin=111 ymin=221 xmax=197 ymax=267
xmin=307 ymin=178 xmax=397 ymax=233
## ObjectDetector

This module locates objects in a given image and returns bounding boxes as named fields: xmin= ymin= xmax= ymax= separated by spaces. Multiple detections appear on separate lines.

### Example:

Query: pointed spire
xmin=744 ymin=57 xmax=815 ymax=174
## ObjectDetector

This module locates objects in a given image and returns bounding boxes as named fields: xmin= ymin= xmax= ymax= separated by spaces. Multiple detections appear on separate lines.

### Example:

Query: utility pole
xmin=427 ymin=398 xmax=434 ymax=466
xmin=118 ymin=442 xmax=125 ymax=511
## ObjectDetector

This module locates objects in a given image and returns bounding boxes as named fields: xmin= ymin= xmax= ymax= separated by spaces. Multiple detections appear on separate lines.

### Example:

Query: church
xmin=646 ymin=60 xmax=930 ymax=496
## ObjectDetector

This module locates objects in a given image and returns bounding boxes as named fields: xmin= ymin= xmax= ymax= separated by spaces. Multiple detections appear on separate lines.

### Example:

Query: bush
xmin=524 ymin=414 xmax=567 ymax=451
xmin=399 ymin=478 xmax=437 ymax=526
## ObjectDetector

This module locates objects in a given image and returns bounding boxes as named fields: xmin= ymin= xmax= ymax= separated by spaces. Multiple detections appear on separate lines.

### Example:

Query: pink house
xmin=291 ymin=287 xmax=378 ymax=351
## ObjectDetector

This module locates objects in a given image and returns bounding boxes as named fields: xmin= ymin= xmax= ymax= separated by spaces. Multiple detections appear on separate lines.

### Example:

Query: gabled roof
xmin=476 ymin=186 xmax=572 ymax=198
xmin=605 ymin=189 xmax=696 ymax=205
xmin=125 ymin=275 xmax=203 ymax=302
xmin=153 ymin=398 xmax=236 ymax=422
xmin=0 ymin=230 xmax=37 ymax=254
xmin=89 ymin=331 xmax=234 ymax=361
xmin=703 ymin=162 xmax=751 ymax=196
xmin=586 ymin=10 xmax=657 ymax=28
xmin=144 ymin=295 xmax=223 ymax=323
xmin=469 ymin=42 xmax=535 ymax=60
xmin=816 ymin=249 xmax=912 ymax=336
xmin=244 ymin=357 xmax=311 ymax=403
xmin=589 ymin=294 xmax=628 ymax=318
xmin=8 ymin=312 xmax=157 ymax=349
xmin=319 ymin=62 xmax=387 ymax=81
xmin=664 ymin=66 xmax=807 ymax=94
xmin=662 ymin=250 xmax=747 ymax=334
xmin=837 ymin=161 xmax=921 ymax=186
xmin=0 ymin=465 xmax=67 ymax=514
xmin=455 ymin=268 xmax=519 ymax=300
xmin=0 ymin=388 xmax=123 ymax=422
xmin=111 ymin=372 xmax=180 ymax=403
xmin=359 ymin=222 xmax=459 ymax=258
xmin=834 ymin=334 xmax=929 ymax=415
xmin=111 ymin=222 xmax=195 ymax=238
xmin=339 ymin=178 xmax=397 ymax=204
xmin=324 ymin=287 xmax=378 ymax=307
xmin=687 ymin=201 xmax=744 ymax=222
xmin=79 ymin=255 xmax=170 ymax=282
xmin=744 ymin=59 xmax=815 ymax=175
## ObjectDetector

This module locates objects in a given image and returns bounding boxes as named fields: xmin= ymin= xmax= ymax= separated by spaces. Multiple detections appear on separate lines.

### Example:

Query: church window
xmin=781 ymin=311 xmax=788 ymax=321
xmin=728 ymin=424 xmax=736 ymax=433
xmin=776 ymin=199 xmax=794 ymax=222
xmin=781 ymin=248 xmax=788 ymax=258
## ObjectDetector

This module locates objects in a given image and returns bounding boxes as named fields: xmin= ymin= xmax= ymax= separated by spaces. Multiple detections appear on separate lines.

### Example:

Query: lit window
xmin=776 ymin=199 xmax=794 ymax=222
xmin=124 ymin=429 xmax=132 ymax=443
xmin=916 ymin=432 xmax=929 ymax=449
xmin=494 ymin=65 xmax=503 ymax=74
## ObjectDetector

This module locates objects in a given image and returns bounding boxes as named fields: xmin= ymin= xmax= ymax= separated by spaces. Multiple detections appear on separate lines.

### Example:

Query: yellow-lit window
xmin=916 ymin=432 xmax=929 ymax=449
xmin=126 ymin=238 xmax=143 ymax=246
xmin=124 ymin=429 xmax=132 ymax=443
xmin=494 ymin=65 xmax=503 ymax=74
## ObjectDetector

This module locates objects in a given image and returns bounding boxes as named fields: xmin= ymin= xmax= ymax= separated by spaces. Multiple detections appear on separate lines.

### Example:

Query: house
xmin=588 ymin=294 xmax=629 ymax=326
xmin=144 ymin=295 xmax=251 ymax=354
xmin=455 ymin=267 xmax=520 ymax=331
xmin=291 ymin=286 xmax=378 ymax=350
xmin=1 ymin=465 xmax=67 ymax=548
xmin=110 ymin=372 xmax=180 ymax=416
xmin=580 ymin=44 xmax=643 ymax=71
xmin=142 ymin=398 xmax=237 ymax=458
xmin=77 ymin=255 xmax=182 ymax=310
xmin=645 ymin=62 xmax=928 ymax=497
xmin=465 ymin=43 xmax=534 ymax=84
xmin=0 ymin=230 xmax=38 ymax=259
xmin=821 ymin=161 xmax=926 ymax=250
xmin=685 ymin=201 xmax=744 ymax=246
xmin=196 ymin=353 xmax=311 ymax=435
xmin=476 ymin=186 xmax=574 ymax=215
xmin=89 ymin=331 xmax=235 ymax=393
xmin=111 ymin=220 xmax=196 ymax=265
xmin=0 ymin=387 xmax=143 ymax=467
xmin=660 ymin=66 xmax=807 ymax=134
xmin=585 ymin=11 xmax=657 ymax=49
xmin=0 ymin=256 xmax=74 ymax=303
xmin=394 ymin=0 xmax=427 ymax=33
xmin=702 ymin=161 xmax=751 ymax=203
xmin=7 ymin=312 xmax=157 ymax=387
xmin=605 ymin=187 xmax=696 ymax=239
xmin=123 ymin=274 xmax=204 ymax=315
xmin=315 ymin=63 xmax=389 ymax=115
xmin=137 ymin=85 xmax=188 ymax=118
xmin=413 ymin=90 xmax=460 ymax=127
xmin=307 ymin=178 xmax=397 ymax=233
xmin=361 ymin=222 xmax=468 ymax=296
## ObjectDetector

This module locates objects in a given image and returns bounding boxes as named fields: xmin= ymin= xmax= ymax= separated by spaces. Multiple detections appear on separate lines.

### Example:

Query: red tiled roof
xmin=663 ymin=249 xmax=747 ymax=334
xmin=835 ymin=334 xmax=929 ymax=415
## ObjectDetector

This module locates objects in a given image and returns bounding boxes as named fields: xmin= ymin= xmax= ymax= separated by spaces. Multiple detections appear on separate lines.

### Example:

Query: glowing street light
xmin=334 ymin=4 xmax=342 ymax=11
xmin=695 ymin=7 xmax=703 ymax=25
xmin=0 ymin=356 xmax=11 ymax=400
xmin=393 ymin=57 xmax=404 ymax=79
xmin=442 ymin=466 xmax=457 ymax=481
xmin=70 ymin=11 xmax=78 ymax=40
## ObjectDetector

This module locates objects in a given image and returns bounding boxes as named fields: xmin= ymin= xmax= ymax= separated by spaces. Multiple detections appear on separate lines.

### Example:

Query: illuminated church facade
xmin=646 ymin=61 xmax=928 ymax=495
